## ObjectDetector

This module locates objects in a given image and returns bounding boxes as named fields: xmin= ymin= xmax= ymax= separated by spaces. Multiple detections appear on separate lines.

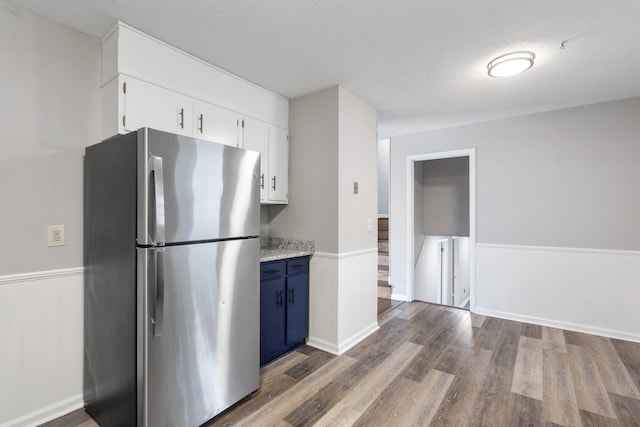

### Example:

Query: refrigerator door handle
xmin=150 ymin=155 xmax=166 ymax=246
xmin=151 ymin=247 xmax=165 ymax=337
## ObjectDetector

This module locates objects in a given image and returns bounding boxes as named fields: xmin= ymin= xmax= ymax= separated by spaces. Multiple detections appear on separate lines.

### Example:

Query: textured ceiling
xmin=7 ymin=0 xmax=640 ymax=138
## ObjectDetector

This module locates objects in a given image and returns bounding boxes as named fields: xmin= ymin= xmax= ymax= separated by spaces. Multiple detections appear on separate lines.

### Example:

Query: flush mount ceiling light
xmin=487 ymin=51 xmax=535 ymax=78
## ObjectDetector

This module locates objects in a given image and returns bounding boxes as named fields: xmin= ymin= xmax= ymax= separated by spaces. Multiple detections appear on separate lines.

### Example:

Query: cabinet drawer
xmin=260 ymin=261 xmax=285 ymax=280
xmin=287 ymin=257 xmax=309 ymax=275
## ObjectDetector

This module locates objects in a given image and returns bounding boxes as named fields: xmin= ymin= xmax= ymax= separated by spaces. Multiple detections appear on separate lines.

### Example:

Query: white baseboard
xmin=390 ymin=293 xmax=410 ymax=302
xmin=308 ymin=322 xmax=380 ymax=355
xmin=8 ymin=394 xmax=84 ymax=427
xmin=338 ymin=322 xmax=380 ymax=355
xmin=307 ymin=336 xmax=339 ymax=355
xmin=474 ymin=307 xmax=640 ymax=343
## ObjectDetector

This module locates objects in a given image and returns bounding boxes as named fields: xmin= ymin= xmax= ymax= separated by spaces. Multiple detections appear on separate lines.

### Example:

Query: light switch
xmin=353 ymin=181 xmax=359 ymax=194
xmin=367 ymin=218 xmax=373 ymax=232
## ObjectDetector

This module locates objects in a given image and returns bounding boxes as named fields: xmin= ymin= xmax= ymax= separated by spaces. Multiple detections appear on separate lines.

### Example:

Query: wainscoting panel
xmin=0 ymin=268 xmax=84 ymax=427
xmin=308 ymin=249 xmax=379 ymax=355
xmin=337 ymin=248 xmax=379 ymax=354
xmin=475 ymin=244 xmax=640 ymax=342
xmin=308 ymin=253 xmax=339 ymax=354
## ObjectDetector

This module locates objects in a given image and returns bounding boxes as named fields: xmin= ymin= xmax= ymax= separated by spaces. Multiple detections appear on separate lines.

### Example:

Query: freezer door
xmin=139 ymin=238 xmax=260 ymax=427
xmin=137 ymin=128 xmax=260 ymax=245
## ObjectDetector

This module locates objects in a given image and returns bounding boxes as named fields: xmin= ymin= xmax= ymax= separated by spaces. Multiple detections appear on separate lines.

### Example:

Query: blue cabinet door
xmin=260 ymin=276 xmax=286 ymax=364
xmin=286 ymin=272 xmax=309 ymax=345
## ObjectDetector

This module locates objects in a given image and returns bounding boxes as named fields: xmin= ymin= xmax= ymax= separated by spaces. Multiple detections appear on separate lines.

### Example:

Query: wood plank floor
xmin=41 ymin=302 xmax=640 ymax=427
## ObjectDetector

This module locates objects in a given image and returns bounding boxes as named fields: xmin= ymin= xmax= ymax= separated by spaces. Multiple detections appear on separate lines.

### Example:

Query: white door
xmin=241 ymin=118 xmax=269 ymax=201
xmin=193 ymin=101 xmax=240 ymax=147
xmin=123 ymin=77 xmax=193 ymax=137
xmin=268 ymin=125 xmax=289 ymax=203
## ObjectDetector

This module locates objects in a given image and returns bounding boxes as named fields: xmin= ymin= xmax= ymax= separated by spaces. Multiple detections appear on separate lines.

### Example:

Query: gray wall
xmin=377 ymin=138 xmax=390 ymax=216
xmin=422 ymin=157 xmax=469 ymax=237
xmin=337 ymin=87 xmax=378 ymax=252
xmin=390 ymin=96 xmax=640 ymax=300
xmin=268 ymin=86 xmax=377 ymax=253
xmin=268 ymin=86 xmax=340 ymax=253
xmin=260 ymin=205 xmax=270 ymax=237
xmin=413 ymin=161 xmax=424 ymax=262
xmin=391 ymin=97 xmax=640 ymax=252
xmin=0 ymin=4 xmax=101 ymax=275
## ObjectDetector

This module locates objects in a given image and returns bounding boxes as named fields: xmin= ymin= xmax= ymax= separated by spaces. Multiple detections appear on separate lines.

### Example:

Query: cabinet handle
xmin=277 ymin=290 xmax=283 ymax=307
xmin=260 ymin=173 xmax=264 ymax=189
xmin=198 ymin=114 xmax=203 ymax=133
xmin=272 ymin=176 xmax=277 ymax=191
xmin=290 ymin=288 xmax=295 ymax=304
xmin=179 ymin=108 xmax=184 ymax=129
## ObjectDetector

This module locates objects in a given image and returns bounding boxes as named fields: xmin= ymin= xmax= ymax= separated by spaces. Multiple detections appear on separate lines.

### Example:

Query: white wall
xmin=414 ymin=235 xmax=445 ymax=302
xmin=0 ymin=4 xmax=100 ymax=425
xmin=452 ymin=236 xmax=470 ymax=307
xmin=377 ymin=138 xmax=390 ymax=216
xmin=0 ymin=271 xmax=84 ymax=426
xmin=390 ymin=97 xmax=640 ymax=341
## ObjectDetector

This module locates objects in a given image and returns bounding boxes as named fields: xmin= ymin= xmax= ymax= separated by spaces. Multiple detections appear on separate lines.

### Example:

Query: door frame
xmin=406 ymin=148 xmax=476 ymax=311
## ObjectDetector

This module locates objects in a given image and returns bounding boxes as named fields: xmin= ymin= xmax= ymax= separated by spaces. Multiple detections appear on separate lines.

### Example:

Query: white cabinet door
xmin=241 ymin=117 xmax=269 ymax=201
xmin=123 ymin=77 xmax=193 ymax=137
xmin=268 ymin=125 xmax=289 ymax=203
xmin=193 ymin=101 xmax=240 ymax=147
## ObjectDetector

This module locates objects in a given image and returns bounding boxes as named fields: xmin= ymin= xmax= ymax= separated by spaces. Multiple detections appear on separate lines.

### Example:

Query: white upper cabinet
xmin=241 ymin=119 xmax=288 ymax=204
xmin=100 ymin=22 xmax=289 ymax=204
xmin=122 ymin=77 xmax=193 ymax=137
xmin=241 ymin=118 xmax=269 ymax=201
xmin=268 ymin=126 xmax=289 ymax=203
xmin=193 ymin=100 xmax=240 ymax=147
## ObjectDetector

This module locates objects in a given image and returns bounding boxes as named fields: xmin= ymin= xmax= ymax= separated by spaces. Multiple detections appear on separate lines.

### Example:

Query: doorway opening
xmin=407 ymin=149 xmax=476 ymax=311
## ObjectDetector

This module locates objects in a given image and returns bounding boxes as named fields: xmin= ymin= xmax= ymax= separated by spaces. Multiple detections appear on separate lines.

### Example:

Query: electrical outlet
xmin=48 ymin=225 xmax=65 ymax=247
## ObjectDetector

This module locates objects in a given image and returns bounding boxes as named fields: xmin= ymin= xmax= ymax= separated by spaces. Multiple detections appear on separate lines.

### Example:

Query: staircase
xmin=377 ymin=218 xmax=391 ymax=299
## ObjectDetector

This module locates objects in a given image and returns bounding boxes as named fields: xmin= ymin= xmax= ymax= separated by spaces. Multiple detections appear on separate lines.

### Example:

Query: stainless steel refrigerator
xmin=84 ymin=128 xmax=260 ymax=426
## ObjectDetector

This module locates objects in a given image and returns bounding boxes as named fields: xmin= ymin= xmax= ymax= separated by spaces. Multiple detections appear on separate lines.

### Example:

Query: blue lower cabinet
xmin=259 ymin=277 xmax=286 ymax=361
xmin=285 ymin=273 xmax=309 ymax=345
xmin=260 ymin=256 xmax=309 ymax=365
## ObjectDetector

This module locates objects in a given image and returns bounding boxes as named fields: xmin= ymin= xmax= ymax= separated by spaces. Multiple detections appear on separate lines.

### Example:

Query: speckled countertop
xmin=260 ymin=237 xmax=315 ymax=262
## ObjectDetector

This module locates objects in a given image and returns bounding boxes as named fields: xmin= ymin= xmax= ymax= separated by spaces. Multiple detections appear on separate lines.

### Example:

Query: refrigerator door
xmin=137 ymin=128 xmax=260 ymax=246
xmin=139 ymin=238 xmax=260 ymax=427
